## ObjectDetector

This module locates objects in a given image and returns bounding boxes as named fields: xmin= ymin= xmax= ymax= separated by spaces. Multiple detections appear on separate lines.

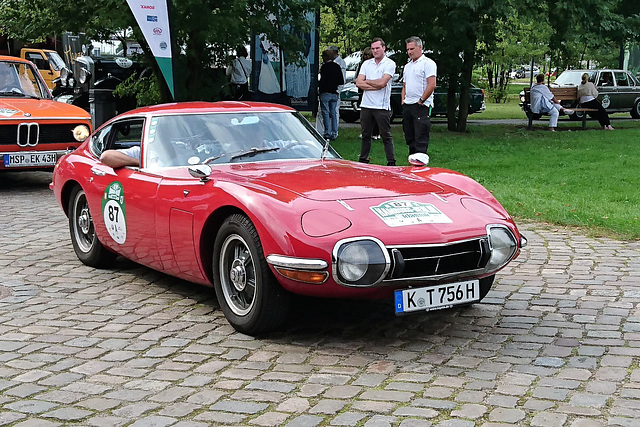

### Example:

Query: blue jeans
xmin=319 ymin=92 xmax=339 ymax=139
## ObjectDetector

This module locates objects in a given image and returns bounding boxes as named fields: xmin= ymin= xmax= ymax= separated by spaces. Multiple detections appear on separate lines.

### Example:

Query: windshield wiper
xmin=230 ymin=147 xmax=280 ymax=160
xmin=0 ymin=91 xmax=39 ymax=99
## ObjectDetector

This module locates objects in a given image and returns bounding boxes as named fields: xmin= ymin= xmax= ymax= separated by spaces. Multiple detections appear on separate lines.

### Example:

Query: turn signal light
xmin=274 ymin=268 xmax=328 ymax=284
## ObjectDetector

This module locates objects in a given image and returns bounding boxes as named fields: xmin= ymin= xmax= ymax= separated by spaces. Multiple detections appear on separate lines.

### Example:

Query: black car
xmin=520 ymin=69 xmax=640 ymax=119
xmin=339 ymin=80 xmax=485 ymax=123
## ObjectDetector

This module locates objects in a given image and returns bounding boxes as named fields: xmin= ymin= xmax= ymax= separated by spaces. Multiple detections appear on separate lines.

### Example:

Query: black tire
xmin=213 ymin=214 xmax=290 ymax=335
xmin=631 ymin=99 xmax=640 ymax=119
xmin=569 ymin=111 xmax=585 ymax=121
xmin=68 ymin=185 xmax=116 ymax=268
xmin=339 ymin=111 xmax=359 ymax=123
xmin=478 ymin=275 xmax=495 ymax=301
xmin=460 ymin=275 xmax=495 ymax=309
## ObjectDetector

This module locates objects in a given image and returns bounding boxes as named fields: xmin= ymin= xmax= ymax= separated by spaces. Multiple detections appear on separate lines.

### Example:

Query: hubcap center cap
xmin=79 ymin=208 xmax=91 ymax=234
xmin=229 ymin=259 xmax=246 ymax=291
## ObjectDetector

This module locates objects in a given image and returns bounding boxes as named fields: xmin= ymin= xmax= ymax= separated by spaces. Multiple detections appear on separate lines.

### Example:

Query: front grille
xmin=0 ymin=123 xmax=82 ymax=146
xmin=386 ymin=238 xmax=490 ymax=282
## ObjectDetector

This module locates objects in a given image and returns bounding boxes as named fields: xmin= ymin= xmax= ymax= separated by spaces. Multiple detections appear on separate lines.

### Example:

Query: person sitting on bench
xmin=530 ymin=73 xmax=574 ymax=131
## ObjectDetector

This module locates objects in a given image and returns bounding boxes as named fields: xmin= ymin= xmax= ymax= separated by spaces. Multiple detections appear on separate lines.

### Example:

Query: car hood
xmin=0 ymin=98 xmax=90 ymax=120
xmin=220 ymin=160 xmax=511 ymax=241
xmin=225 ymin=159 xmax=448 ymax=201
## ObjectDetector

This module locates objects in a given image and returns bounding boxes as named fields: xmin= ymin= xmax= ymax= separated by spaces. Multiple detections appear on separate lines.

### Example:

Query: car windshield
xmin=555 ymin=70 xmax=596 ymax=86
xmin=0 ymin=60 xmax=49 ymax=98
xmin=145 ymin=111 xmax=339 ymax=168
xmin=45 ymin=51 xmax=66 ymax=71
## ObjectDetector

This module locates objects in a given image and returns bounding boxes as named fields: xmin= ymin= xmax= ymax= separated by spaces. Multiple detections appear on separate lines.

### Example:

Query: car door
xmin=84 ymin=117 xmax=165 ymax=271
xmin=614 ymin=71 xmax=638 ymax=112
xmin=596 ymin=71 xmax=617 ymax=111
xmin=23 ymin=50 xmax=54 ymax=90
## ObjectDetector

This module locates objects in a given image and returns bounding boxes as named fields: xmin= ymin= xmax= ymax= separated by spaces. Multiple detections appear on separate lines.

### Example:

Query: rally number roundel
xmin=102 ymin=181 xmax=127 ymax=244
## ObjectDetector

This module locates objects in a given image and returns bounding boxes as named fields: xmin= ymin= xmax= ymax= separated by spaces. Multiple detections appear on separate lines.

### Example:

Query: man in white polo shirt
xmin=356 ymin=37 xmax=396 ymax=166
xmin=401 ymin=36 xmax=436 ymax=155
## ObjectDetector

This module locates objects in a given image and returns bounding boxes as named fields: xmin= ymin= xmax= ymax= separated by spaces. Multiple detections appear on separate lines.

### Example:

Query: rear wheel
xmin=339 ymin=111 xmax=359 ymax=123
xmin=68 ymin=185 xmax=116 ymax=268
xmin=213 ymin=214 xmax=290 ymax=335
xmin=569 ymin=111 xmax=585 ymax=121
xmin=631 ymin=99 xmax=640 ymax=119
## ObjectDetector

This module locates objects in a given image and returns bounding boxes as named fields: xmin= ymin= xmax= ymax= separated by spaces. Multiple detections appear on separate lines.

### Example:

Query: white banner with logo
xmin=126 ymin=0 xmax=174 ymax=98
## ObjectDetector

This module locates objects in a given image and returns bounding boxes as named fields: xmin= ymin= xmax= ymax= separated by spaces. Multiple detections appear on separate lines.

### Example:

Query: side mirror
xmin=408 ymin=153 xmax=430 ymax=167
xmin=188 ymin=164 xmax=212 ymax=181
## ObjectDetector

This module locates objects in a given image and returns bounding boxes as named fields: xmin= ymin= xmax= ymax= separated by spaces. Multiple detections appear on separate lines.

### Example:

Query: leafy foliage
xmin=0 ymin=0 xmax=319 ymax=103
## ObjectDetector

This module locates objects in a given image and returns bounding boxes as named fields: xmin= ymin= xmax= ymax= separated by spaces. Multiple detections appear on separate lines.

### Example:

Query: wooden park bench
xmin=522 ymin=86 xmax=598 ymax=129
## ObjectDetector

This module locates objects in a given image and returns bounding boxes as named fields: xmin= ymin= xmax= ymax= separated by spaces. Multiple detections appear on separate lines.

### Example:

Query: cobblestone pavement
xmin=1 ymin=171 xmax=640 ymax=427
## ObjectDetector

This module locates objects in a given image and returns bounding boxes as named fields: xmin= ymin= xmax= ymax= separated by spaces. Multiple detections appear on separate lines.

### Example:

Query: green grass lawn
xmin=331 ymin=120 xmax=640 ymax=240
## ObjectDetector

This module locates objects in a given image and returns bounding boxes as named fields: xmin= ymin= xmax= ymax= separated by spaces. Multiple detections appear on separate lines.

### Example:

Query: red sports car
xmin=51 ymin=101 xmax=526 ymax=335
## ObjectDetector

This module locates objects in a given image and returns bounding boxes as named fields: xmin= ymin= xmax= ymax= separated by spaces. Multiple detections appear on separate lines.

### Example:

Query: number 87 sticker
xmin=102 ymin=181 xmax=127 ymax=244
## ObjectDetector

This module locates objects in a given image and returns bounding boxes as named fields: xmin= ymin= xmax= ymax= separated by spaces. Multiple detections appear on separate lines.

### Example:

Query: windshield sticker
xmin=371 ymin=200 xmax=452 ymax=227
xmin=102 ymin=181 xmax=127 ymax=244
xmin=0 ymin=108 xmax=18 ymax=117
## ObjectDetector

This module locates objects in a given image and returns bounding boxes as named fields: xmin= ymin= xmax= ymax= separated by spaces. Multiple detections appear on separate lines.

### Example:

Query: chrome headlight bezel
xmin=332 ymin=237 xmax=390 ymax=287
xmin=484 ymin=225 xmax=518 ymax=273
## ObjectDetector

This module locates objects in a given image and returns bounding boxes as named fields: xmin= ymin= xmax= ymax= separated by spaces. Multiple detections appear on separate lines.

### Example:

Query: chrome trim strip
xmin=266 ymin=254 xmax=328 ymax=270
xmin=386 ymin=235 xmax=486 ymax=250
xmin=0 ymin=117 xmax=90 ymax=121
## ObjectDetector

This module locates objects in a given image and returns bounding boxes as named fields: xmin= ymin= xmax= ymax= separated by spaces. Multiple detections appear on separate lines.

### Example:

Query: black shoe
xmin=387 ymin=161 xmax=396 ymax=166
xmin=359 ymin=158 xmax=370 ymax=164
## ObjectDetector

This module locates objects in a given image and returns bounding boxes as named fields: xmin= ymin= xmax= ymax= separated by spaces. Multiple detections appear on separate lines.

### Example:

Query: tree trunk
xmin=455 ymin=40 xmax=476 ymax=132
xmin=446 ymin=71 xmax=458 ymax=132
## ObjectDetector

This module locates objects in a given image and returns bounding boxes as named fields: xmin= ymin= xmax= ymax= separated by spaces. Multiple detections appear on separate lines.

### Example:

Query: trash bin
xmin=89 ymin=89 xmax=116 ymax=129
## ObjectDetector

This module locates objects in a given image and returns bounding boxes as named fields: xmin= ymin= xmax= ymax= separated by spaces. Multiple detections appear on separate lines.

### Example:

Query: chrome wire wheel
xmin=71 ymin=189 xmax=95 ymax=253
xmin=219 ymin=233 xmax=257 ymax=316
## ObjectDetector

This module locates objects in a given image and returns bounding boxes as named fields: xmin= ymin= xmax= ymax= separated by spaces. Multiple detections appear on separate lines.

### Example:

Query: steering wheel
xmin=281 ymin=141 xmax=310 ymax=151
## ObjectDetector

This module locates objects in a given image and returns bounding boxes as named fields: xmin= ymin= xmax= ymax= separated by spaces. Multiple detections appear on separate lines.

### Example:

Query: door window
xmin=597 ymin=72 xmax=614 ymax=87
xmin=615 ymin=72 xmax=630 ymax=87
xmin=26 ymin=53 xmax=49 ymax=71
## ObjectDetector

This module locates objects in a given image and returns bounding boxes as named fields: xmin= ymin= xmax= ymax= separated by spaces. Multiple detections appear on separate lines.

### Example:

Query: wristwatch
xmin=419 ymin=98 xmax=425 ymax=103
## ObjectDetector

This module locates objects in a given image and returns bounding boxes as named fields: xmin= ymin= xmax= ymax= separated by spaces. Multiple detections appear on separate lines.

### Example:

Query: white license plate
xmin=3 ymin=152 xmax=57 ymax=167
xmin=340 ymin=100 xmax=353 ymax=107
xmin=394 ymin=279 xmax=479 ymax=315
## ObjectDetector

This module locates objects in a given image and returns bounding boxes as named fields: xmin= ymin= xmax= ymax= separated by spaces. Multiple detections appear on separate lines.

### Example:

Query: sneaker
xmin=563 ymin=109 xmax=574 ymax=115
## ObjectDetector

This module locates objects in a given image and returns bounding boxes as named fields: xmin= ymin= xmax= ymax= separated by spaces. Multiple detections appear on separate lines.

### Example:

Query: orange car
xmin=0 ymin=55 xmax=91 ymax=171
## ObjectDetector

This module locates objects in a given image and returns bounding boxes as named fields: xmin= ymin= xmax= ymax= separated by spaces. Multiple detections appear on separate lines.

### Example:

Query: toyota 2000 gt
xmin=50 ymin=101 xmax=526 ymax=335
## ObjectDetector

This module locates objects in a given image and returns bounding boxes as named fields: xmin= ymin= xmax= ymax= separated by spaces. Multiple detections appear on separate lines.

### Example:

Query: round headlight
xmin=338 ymin=244 xmax=369 ymax=281
xmin=60 ymin=67 xmax=69 ymax=85
xmin=333 ymin=238 xmax=390 ymax=287
xmin=72 ymin=125 xmax=91 ymax=142
xmin=78 ymin=67 xmax=91 ymax=84
xmin=485 ymin=226 xmax=517 ymax=272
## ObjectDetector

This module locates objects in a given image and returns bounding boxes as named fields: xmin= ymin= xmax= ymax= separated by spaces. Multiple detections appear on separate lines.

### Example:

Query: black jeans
xmin=581 ymin=99 xmax=611 ymax=127
xmin=232 ymin=83 xmax=250 ymax=100
xmin=402 ymin=103 xmax=431 ymax=154
xmin=359 ymin=107 xmax=395 ymax=165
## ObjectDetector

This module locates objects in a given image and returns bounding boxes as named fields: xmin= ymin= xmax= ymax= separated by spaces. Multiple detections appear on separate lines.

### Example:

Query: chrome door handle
xmin=91 ymin=167 xmax=106 ymax=176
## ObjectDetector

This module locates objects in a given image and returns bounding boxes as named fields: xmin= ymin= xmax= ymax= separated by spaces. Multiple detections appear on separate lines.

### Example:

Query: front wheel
xmin=68 ymin=185 xmax=116 ymax=268
xmin=213 ymin=214 xmax=290 ymax=335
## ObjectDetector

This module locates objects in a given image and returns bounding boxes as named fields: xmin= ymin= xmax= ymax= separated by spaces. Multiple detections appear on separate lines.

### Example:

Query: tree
xmin=0 ymin=0 xmax=319 ymax=103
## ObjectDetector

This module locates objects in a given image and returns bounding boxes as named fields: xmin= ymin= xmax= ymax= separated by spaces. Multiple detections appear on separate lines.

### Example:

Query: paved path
xmin=1 ymin=171 xmax=640 ymax=426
